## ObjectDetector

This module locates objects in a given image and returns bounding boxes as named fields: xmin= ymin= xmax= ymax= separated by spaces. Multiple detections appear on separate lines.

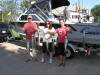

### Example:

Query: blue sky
xmin=69 ymin=0 xmax=100 ymax=9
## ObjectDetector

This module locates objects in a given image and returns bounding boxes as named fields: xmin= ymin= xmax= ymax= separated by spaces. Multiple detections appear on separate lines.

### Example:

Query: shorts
xmin=58 ymin=43 xmax=65 ymax=56
xmin=42 ymin=42 xmax=53 ymax=53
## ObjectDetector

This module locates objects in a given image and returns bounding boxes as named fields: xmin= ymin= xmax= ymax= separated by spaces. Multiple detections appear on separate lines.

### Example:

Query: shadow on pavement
xmin=0 ymin=42 xmax=100 ymax=75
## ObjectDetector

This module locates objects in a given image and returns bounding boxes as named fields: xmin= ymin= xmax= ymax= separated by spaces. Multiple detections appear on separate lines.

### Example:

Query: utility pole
xmin=78 ymin=0 xmax=80 ymax=22
xmin=82 ymin=0 xmax=83 ymax=13
xmin=78 ymin=0 xmax=80 ymax=11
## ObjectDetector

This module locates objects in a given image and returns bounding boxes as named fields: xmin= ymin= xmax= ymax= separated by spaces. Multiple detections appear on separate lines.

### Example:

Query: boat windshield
xmin=26 ymin=1 xmax=51 ymax=20
xmin=37 ymin=1 xmax=51 ymax=16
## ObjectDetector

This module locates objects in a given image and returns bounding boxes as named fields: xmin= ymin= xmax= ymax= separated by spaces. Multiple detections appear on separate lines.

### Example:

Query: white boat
xmin=11 ymin=0 xmax=100 ymax=46
xmin=10 ymin=0 xmax=100 ymax=58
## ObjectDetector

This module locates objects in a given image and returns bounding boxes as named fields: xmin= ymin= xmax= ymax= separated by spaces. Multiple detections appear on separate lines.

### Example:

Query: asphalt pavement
xmin=0 ymin=41 xmax=100 ymax=75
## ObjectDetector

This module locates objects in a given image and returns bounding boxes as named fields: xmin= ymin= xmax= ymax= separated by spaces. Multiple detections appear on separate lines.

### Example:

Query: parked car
xmin=0 ymin=22 xmax=11 ymax=42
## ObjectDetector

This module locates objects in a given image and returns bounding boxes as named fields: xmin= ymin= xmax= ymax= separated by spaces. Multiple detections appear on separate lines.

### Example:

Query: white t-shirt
xmin=43 ymin=27 xmax=55 ymax=42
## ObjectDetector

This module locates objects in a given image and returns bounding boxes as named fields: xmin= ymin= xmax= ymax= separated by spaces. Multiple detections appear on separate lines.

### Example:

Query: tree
xmin=0 ymin=0 xmax=5 ymax=22
xmin=0 ymin=11 xmax=2 ymax=21
xmin=91 ymin=5 xmax=100 ymax=23
xmin=0 ymin=0 xmax=20 ymax=23
xmin=20 ymin=0 xmax=36 ymax=13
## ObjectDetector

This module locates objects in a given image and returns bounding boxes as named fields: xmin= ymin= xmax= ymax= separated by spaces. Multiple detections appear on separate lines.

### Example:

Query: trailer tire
xmin=65 ymin=46 xmax=74 ymax=59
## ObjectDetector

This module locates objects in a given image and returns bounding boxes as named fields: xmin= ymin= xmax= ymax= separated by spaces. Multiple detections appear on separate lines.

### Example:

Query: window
xmin=20 ymin=15 xmax=40 ymax=21
xmin=80 ymin=27 xmax=100 ymax=35
xmin=20 ymin=15 xmax=27 ymax=20
xmin=26 ymin=8 xmax=37 ymax=14
xmin=36 ymin=1 xmax=50 ymax=17
xmin=32 ymin=15 xmax=40 ymax=21
xmin=86 ymin=30 xmax=100 ymax=35
xmin=25 ymin=1 xmax=51 ymax=20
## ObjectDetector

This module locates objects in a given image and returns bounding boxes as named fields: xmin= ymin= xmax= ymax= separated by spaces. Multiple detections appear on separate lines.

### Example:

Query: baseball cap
xmin=27 ymin=15 xmax=32 ymax=19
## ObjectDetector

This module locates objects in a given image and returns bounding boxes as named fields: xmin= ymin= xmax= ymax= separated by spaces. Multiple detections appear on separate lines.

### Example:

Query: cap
xmin=27 ymin=15 xmax=32 ymax=19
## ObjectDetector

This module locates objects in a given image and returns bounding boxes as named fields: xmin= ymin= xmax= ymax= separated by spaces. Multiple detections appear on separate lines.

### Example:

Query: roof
xmin=52 ymin=0 xmax=70 ymax=9
xmin=33 ymin=0 xmax=70 ymax=9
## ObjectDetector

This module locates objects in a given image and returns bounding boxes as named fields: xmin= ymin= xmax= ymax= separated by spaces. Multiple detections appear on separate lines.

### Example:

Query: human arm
xmin=32 ymin=23 xmax=38 ymax=32
xmin=48 ymin=30 xmax=56 ymax=35
xmin=66 ymin=27 xmax=72 ymax=33
xmin=22 ymin=24 xmax=27 ymax=33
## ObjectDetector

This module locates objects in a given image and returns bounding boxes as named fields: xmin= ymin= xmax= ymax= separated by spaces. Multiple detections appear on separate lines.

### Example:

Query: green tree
xmin=0 ymin=0 xmax=20 ymax=23
xmin=0 ymin=0 xmax=5 ymax=22
xmin=91 ymin=5 xmax=100 ymax=24
xmin=0 ymin=11 xmax=2 ymax=21
xmin=20 ymin=0 xmax=36 ymax=13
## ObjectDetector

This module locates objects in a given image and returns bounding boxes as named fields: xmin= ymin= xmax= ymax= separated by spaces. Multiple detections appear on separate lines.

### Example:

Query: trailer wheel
xmin=65 ymin=46 xmax=74 ymax=59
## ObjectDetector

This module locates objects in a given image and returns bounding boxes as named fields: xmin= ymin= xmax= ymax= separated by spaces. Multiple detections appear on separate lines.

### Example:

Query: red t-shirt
xmin=23 ymin=22 xmax=38 ymax=39
xmin=56 ymin=26 xmax=70 ymax=43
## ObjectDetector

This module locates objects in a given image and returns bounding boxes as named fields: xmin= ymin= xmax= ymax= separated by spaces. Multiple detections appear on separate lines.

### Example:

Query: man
xmin=23 ymin=15 xmax=38 ymax=62
xmin=48 ymin=19 xmax=70 ymax=67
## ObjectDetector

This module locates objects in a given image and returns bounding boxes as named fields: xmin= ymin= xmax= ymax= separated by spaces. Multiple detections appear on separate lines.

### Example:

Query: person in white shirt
xmin=41 ymin=20 xmax=55 ymax=64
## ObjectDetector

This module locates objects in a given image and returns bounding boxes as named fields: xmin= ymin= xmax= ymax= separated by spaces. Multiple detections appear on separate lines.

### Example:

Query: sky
xmin=0 ymin=0 xmax=100 ymax=10
xmin=69 ymin=0 xmax=100 ymax=9
xmin=16 ymin=0 xmax=100 ymax=10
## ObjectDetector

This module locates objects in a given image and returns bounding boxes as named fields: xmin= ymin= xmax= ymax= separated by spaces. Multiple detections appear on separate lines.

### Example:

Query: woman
xmin=41 ymin=21 xmax=55 ymax=64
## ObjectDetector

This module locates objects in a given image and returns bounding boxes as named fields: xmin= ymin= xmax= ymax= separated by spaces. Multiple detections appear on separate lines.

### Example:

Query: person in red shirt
xmin=23 ymin=16 xmax=38 ymax=39
xmin=23 ymin=15 xmax=38 ymax=62
xmin=48 ymin=19 xmax=70 ymax=67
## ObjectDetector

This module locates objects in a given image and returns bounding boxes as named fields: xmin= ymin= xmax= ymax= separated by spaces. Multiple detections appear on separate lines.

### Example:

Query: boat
xmin=11 ymin=0 xmax=70 ymax=36
xmin=10 ymin=0 xmax=100 ymax=46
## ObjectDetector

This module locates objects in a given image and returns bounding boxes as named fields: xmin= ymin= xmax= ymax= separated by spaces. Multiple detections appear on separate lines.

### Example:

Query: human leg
xmin=41 ymin=42 xmax=46 ymax=63
xmin=58 ymin=43 xmax=66 ymax=66
xmin=25 ymin=39 xmax=33 ymax=62
xmin=48 ymin=43 xmax=53 ymax=64
xmin=26 ymin=39 xmax=30 ymax=53
xmin=62 ymin=47 xmax=66 ymax=67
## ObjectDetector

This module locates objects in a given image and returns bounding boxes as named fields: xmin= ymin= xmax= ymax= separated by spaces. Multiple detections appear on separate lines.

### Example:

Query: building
xmin=52 ymin=3 xmax=94 ymax=23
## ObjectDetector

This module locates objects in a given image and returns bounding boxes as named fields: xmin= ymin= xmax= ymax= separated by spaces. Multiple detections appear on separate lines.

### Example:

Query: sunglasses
xmin=28 ymin=18 xmax=32 ymax=19
xmin=46 ymin=22 xmax=50 ymax=24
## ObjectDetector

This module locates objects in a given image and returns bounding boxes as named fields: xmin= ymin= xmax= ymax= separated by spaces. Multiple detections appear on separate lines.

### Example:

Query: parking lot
xmin=0 ymin=41 xmax=100 ymax=75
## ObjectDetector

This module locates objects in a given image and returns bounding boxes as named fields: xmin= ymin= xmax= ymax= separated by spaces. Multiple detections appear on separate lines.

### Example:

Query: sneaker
xmin=62 ymin=63 xmax=66 ymax=67
xmin=49 ymin=59 xmax=53 ymax=64
xmin=41 ymin=58 xmax=44 ymax=63
xmin=58 ymin=63 xmax=63 ymax=67
xmin=25 ymin=59 xmax=32 ymax=63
